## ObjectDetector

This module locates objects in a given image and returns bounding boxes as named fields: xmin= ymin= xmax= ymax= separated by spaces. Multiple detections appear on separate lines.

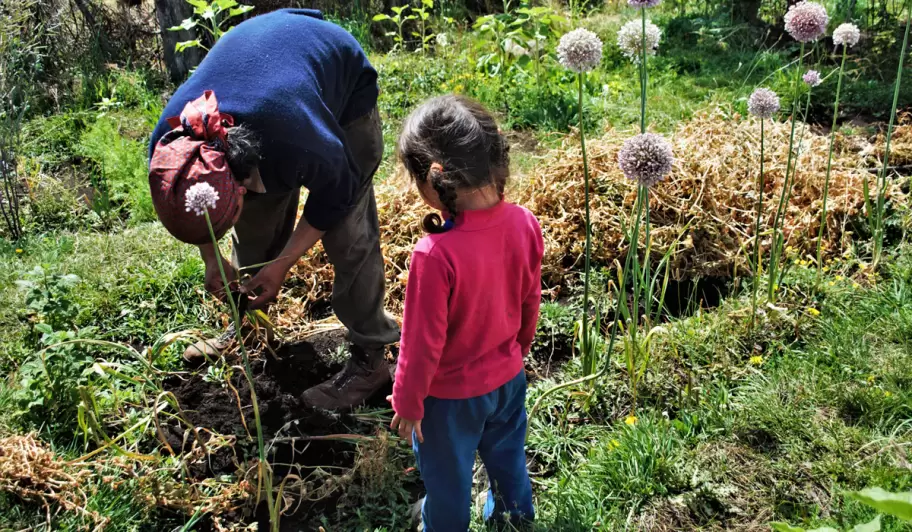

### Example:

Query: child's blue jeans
xmin=413 ymin=370 xmax=534 ymax=531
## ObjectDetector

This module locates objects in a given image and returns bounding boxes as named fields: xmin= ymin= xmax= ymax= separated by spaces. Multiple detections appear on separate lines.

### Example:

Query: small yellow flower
xmin=454 ymin=84 xmax=465 ymax=93
xmin=774 ymin=284 xmax=780 ymax=292
xmin=625 ymin=415 xmax=637 ymax=426
xmin=835 ymin=275 xmax=844 ymax=281
xmin=749 ymin=355 xmax=764 ymax=366
xmin=608 ymin=439 xmax=621 ymax=450
xmin=15 ymin=249 xmax=23 ymax=254
xmin=852 ymin=283 xmax=860 ymax=289
xmin=799 ymin=260 xmax=808 ymax=266
xmin=807 ymin=308 xmax=820 ymax=316
xmin=823 ymin=266 xmax=829 ymax=272
xmin=867 ymin=374 xmax=876 ymax=383
xmin=884 ymin=391 xmax=893 ymax=398
xmin=828 ymin=281 xmax=836 ymax=287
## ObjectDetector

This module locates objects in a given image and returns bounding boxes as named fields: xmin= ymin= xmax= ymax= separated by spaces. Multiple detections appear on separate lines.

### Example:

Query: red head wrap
xmin=149 ymin=91 xmax=241 ymax=245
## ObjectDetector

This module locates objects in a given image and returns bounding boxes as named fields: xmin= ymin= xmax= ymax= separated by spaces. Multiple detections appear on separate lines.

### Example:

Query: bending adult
xmin=148 ymin=8 xmax=399 ymax=410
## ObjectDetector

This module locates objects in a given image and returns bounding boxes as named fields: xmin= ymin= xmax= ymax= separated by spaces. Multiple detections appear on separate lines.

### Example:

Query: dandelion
xmin=784 ymin=1 xmax=829 ymax=43
xmin=618 ymin=133 xmax=674 ymax=187
xmin=803 ymin=69 xmax=822 ymax=87
xmin=625 ymin=415 xmax=638 ymax=426
xmin=807 ymin=307 xmax=820 ymax=316
xmin=748 ymin=88 xmax=780 ymax=119
xmin=750 ymin=355 xmax=764 ymax=366
xmin=832 ymin=23 xmax=861 ymax=48
xmin=628 ymin=0 xmax=661 ymax=7
xmin=15 ymin=248 xmax=23 ymax=254
xmin=557 ymin=28 xmax=604 ymax=73
xmin=184 ymin=182 xmax=220 ymax=216
xmin=617 ymin=19 xmax=662 ymax=64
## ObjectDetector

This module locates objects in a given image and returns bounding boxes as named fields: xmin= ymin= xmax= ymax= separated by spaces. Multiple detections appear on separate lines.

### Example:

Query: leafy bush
xmin=78 ymin=116 xmax=154 ymax=223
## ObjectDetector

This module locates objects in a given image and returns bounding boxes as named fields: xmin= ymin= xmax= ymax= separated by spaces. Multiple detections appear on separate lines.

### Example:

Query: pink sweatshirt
xmin=393 ymin=201 xmax=544 ymax=420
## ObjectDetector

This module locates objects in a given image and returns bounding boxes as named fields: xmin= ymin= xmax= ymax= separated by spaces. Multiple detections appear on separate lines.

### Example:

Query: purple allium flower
xmin=803 ymin=69 xmax=822 ymax=87
xmin=185 ymin=182 xmax=220 ymax=216
xmin=784 ymin=1 xmax=829 ymax=43
xmin=618 ymin=133 xmax=674 ymax=187
xmin=748 ymin=88 xmax=780 ymax=119
xmin=628 ymin=0 xmax=661 ymax=7
xmin=558 ymin=28 xmax=604 ymax=73
xmin=617 ymin=19 xmax=662 ymax=64
xmin=832 ymin=23 xmax=861 ymax=48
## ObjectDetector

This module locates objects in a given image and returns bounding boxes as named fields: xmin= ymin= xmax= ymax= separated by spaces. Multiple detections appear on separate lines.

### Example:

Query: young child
xmin=389 ymin=94 xmax=544 ymax=530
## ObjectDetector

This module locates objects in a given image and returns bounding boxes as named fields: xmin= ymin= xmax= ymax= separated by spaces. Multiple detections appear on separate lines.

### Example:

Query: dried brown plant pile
xmin=279 ymin=112 xmax=902 ymax=319
xmin=0 ymin=434 xmax=107 ymax=529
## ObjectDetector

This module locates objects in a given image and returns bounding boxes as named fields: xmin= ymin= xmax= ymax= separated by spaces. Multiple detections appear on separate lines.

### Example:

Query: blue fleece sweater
xmin=150 ymin=9 xmax=378 ymax=231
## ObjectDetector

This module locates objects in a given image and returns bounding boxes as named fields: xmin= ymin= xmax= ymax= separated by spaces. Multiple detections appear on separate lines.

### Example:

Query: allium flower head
xmin=628 ymin=0 xmax=661 ymax=7
xmin=784 ymin=1 xmax=829 ymax=43
xmin=748 ymin=88 xmax=780 ymax=119
xmin=803 ymin=69 xmax=822 ymax=87
xmin=185 ymin=182 xmax=220 ymax=216
xmin=618 ymin=133 xmax=674 ymax=187
xmin=557 ymin=28 xmax=604 ymax=73
xmin=832 ymin=23 xmax=861 ymax=48
xmin=617 ymin=19 xmax=662 ymax=64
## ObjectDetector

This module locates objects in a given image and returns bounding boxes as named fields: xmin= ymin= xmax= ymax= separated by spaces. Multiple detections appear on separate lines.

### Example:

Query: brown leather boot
xmin=182 ymin=320 xmax=275 ymax=365
xmin=300 ymin=346 xmax=390 ymax=410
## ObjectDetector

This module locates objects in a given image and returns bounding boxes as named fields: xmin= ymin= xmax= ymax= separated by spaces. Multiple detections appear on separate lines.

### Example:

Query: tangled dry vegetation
xmin=279 ymin=113 xmax=904 ymax=318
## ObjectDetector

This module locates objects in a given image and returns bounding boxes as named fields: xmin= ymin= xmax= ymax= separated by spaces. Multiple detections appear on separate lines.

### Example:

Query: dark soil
xmin=161 ymin=329 xmax=395 ymax=531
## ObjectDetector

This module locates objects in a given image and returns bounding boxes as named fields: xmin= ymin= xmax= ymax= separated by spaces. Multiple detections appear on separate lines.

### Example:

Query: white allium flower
xmin=833 ymin=22 xmax=861 ymax=48
xmin=618 ymin=133 xmax=674 ymax=187
xmin=628 ymin=0 xmax=662 ymax=7
xmin=617 ymin=19 xmax=662 ymax=64
xmin=784 ymin=1 xmax=829 ymax=43
xmin=803 ymin=69 xmax=822 ymax=87
xmin=748 ymin=88 xmax=781 ymax=119
xmin=185 ymin=182 xmax=220 ymax=216
xmin=557 ymin=28 xmax=604 ymax=73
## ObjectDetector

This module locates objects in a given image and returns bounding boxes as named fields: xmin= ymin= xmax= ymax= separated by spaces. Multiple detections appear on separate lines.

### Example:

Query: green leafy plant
xmin=170 ymin=0 xmax=253 ymax=53
xmin=411 ymin=0 xmax=437 ymax=54
xmin=770 ymin=487 xmax=912 ymax=531
xmin=372 ymin=5 xmax=418 ymax=52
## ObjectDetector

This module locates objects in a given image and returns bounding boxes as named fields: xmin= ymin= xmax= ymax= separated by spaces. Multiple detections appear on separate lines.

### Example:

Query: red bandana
xmin=149 ymin=91 xmax=241 ymax=245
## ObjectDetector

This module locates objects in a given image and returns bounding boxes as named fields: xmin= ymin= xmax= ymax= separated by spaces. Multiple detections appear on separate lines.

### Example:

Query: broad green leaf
xmin=372 ymin=13 xmax=391 ymax=21
xmin=214 ymin=0 xmax=238 ymax=9
xmin=848 ymin=488 xmax=912 ymax=521
xmin=807 ymin=528 xmax=839 ymax=532
xmin=186 ymin=0 xmax=209 ymax=10
xmin=422 ymin=0 xmax=433 ymax=7
xmin=770 ymin=522 xmax=805 ymax=532
xmin=175 ymin=39 xmax=202 ymax=52
xmin=851 ymin=515 xmax=881 ymax=532
xmin=228 ymin=5 xmax=253 ymax=17
xmin=201 ymin=6 xmax=216 ymax=20
xmin=35 ymin=323 xmax=53 ymax=334
xmin=169 ymin=18 xmax=198 ymax=31
xmin=391 ymin=5 xmax=408 ymax=15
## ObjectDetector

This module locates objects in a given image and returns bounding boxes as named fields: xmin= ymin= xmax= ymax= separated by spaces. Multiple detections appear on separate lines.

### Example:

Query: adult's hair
xmin=397 ymin=94 xmax=510 ymax=233
xmin=225 ymin=124 xmax=261 ymax=181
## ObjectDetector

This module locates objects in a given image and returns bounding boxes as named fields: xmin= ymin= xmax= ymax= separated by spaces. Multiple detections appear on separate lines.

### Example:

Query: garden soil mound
xmin=278 ymin=112 xmax=904 ymax=319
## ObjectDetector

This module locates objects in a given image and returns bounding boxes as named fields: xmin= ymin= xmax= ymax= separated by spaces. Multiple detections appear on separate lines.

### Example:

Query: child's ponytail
xmin=398 ymin=95 xmax=510 ymax=234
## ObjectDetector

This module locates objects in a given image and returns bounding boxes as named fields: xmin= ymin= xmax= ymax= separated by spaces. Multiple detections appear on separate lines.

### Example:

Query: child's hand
xmin=386 ymin=395 xmax=424 ymax=445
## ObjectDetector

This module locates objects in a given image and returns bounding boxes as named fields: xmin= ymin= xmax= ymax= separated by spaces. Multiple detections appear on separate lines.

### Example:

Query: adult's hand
xmin=200 ymin=244 xmax=237 ymax=301
xmin=241 ymin=261 xmax=290 ymax=311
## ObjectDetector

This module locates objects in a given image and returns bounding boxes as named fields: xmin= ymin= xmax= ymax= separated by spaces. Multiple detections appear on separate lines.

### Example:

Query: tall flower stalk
xmin=557 ymin=28 xmax=603 ymax=376
xmin=186 ymin=182 xmax=279 ymax=531
xmin=747 ymin=88 xmax=781 ymax=327
xmin=767 ymin=0 xmax=828 ymax=301
xmin=873 ymin=6 xmax=912 ymax=266
xmin=816 ymin=23 xmax=859 ymax=285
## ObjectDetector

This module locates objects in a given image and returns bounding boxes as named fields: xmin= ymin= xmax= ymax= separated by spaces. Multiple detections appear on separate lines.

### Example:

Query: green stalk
xmin=768 ymin=41 xmax=805 ymax=301
xmin=751 ymin=117 xmax=766 ymax=328
xmin=873 ymin=1 xmax=912 ymax=266
xmin=816 ymin=46 xmax=848 ymax=286
xmin=578 ymin=72 xmax=594 ymax=376
xmin=640 ymin=8 xmax=647 ymax=134
xmin=203 ymin=211 xmax=277 ymax=531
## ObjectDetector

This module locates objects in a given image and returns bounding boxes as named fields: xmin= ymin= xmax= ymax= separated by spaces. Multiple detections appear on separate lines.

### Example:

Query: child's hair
xmin=397 ymin=95 xmax=510 ymax=233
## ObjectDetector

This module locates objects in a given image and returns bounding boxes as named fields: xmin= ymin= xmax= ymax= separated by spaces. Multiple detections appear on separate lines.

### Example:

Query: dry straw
xmin=275 ymin=113 xmax=903 ymax=324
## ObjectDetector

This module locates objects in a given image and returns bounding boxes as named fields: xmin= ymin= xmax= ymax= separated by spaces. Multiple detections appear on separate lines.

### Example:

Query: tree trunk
xmin=154 ymin=0 xmax=204 ymax=84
